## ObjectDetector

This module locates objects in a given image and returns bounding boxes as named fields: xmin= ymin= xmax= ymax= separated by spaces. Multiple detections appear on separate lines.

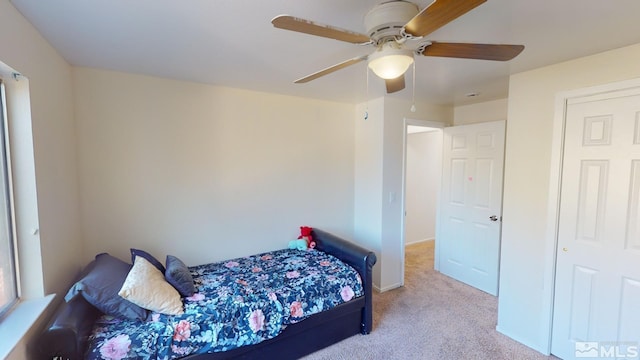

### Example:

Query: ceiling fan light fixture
xmin=367 ymin=45 xmax=414 ymax=80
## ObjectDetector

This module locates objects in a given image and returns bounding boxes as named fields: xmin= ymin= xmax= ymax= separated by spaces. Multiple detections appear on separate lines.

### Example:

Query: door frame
xmin=400 ymin=118 xmax=445 ymax=286
xmin=542 ymin=77 xmax=640 ymax=355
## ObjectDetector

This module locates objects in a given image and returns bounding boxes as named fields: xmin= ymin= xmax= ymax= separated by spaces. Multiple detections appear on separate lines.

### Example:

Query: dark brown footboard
xmin=312 ymin=229 xmax=377 ymax=334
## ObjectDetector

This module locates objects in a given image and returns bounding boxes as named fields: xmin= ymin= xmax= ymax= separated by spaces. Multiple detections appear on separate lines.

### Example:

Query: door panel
xmin=450 ymin=159 xmax=467 ymax=205
xmin=551 ymin=89 xmax=640 ymax=359
xmin=439 ymin=120 xmax=505 ymax=296
xmin=576 ymin=160 xmax=607 ymax=243
xmin=619 ymin=278 xmax=640 ymax=341
xmin=568 ymin=265 xmax=598 ymax=341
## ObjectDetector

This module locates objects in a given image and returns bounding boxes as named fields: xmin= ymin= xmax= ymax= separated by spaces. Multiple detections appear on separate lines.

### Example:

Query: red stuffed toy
xmin=298 ymin=226 xmax=316 ymax=249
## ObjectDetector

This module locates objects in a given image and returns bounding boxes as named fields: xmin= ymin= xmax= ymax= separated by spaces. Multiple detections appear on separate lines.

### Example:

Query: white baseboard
xmin=405 ymin=238 xmax=434 ymax=246
xmin=374 ymin=282 xmax=403 ymax=293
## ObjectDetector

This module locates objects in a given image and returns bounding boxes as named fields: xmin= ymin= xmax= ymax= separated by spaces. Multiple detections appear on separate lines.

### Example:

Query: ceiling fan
xmin=272 ymin=0 xmax=524 ymax=93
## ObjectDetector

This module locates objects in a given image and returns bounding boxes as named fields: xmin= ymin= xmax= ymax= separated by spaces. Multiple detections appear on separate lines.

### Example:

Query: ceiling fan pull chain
xmin=364 ymin=66 xmax=369 ymax=120
xmin=362 ymin=0 xmax=369 ymax=120
xmin=410 ymin=61 xmax=416 ymax=113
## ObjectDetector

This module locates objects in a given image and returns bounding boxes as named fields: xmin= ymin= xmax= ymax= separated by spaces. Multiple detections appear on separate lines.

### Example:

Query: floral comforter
xmin=86 ymin=248 xmax=364 ymax=360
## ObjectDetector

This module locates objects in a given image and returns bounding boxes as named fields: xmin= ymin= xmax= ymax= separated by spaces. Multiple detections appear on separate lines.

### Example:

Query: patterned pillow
xmin=65 ymin=253 xmax=148 ymax=320
xmin=165 ymin=255 xmax=196 ymax=297
xmin=118 ymin=256 xmax=184 ymax=315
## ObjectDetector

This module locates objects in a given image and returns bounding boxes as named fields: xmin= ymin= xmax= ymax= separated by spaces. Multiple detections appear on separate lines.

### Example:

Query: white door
xmin=551 ymin=88 xmax=640 ymax=359
xmin=438 ymin=120 xmax=505 ymax=295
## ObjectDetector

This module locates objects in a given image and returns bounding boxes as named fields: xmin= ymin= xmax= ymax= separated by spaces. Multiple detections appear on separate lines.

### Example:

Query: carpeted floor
xmin=302 ymin=241 xmax=560 ymax=360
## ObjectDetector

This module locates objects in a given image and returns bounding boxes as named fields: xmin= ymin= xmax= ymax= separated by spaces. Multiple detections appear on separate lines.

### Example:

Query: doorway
xmin=404 ymin=126 xmax=442 ymax=244
xmin=401 ymin=119 xmax=506 ymax=294
xmin=401 ymin=119 xmax=444 ymax=285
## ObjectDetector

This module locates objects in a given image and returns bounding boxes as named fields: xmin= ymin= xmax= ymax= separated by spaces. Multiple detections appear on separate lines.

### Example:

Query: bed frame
xmin=36 ymin=229 xmax=377 ymax=359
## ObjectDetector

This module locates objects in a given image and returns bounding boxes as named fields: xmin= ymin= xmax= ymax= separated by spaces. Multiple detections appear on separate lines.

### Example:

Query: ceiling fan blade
xmin=272 ymin=15 xmax=371 ymax=44
xmin=294 ymin=56 xmax=367 ymax=83
xmin=404 ymin=0 xmax=486 ymax=38
xmin=385 ymin=75 xmax=405 ymax=93
xmin=420 ymin=42 xmax=524 ymax=61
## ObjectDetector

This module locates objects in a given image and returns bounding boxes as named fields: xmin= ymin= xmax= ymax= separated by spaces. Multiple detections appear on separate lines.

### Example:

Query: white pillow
xmin=118 ymin=256 xmax=184 ymax=315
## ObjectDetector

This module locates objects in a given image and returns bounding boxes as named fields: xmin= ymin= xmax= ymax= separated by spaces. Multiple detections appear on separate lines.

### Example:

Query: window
xmin=0 ymin=79 xmax=18 ymax=318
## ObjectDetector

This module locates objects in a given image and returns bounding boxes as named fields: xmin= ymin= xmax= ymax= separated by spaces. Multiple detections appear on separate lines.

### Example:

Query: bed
xmin=36 ymin=229 xmax=377 ymax=359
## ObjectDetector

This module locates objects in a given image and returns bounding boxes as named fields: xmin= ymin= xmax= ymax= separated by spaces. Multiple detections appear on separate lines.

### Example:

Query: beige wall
xmin=497 ymin=42 xmax=640 ymax=353
xmin=454 ymin=98 xmax=508 ymax=125
xmin=382 ymin=98 xmax=451 ymax=289
xmin=354 ymin=97 xmax=452 ymax=290
xmin=354 ymin=98 xmax=385 ymax=287
xmin=73 ymin=68 xmax=356 ymax=265
xmin=0 ymin=0 xmax=82 ymax=298
xmin=0 ymin=0 xmax=83 ymax=357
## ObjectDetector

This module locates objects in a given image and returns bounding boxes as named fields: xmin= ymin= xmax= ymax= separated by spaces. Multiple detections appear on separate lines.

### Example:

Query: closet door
xmin=551 ymin=88 xmax=640 ymax=359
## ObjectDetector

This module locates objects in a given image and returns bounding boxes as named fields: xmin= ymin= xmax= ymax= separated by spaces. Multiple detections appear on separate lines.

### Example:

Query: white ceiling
xmin=10 ymin=0 xmax=640 ymax=106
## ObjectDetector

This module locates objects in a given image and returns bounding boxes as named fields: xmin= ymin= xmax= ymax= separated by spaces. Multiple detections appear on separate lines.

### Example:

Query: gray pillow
xmin=65 ymin=253 xmax=148 ymax=320
xmin=165 ymin=255 xmax=196 ymax=297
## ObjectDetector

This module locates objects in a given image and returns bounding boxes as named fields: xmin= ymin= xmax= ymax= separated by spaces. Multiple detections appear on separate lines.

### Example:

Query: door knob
xmin=489 ymin=215 xmax=499 ymax=221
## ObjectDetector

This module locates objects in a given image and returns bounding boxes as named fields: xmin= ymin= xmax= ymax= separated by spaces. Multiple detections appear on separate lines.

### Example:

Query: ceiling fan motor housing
xmin=364 ymin=1 xmax=419 ymax=42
